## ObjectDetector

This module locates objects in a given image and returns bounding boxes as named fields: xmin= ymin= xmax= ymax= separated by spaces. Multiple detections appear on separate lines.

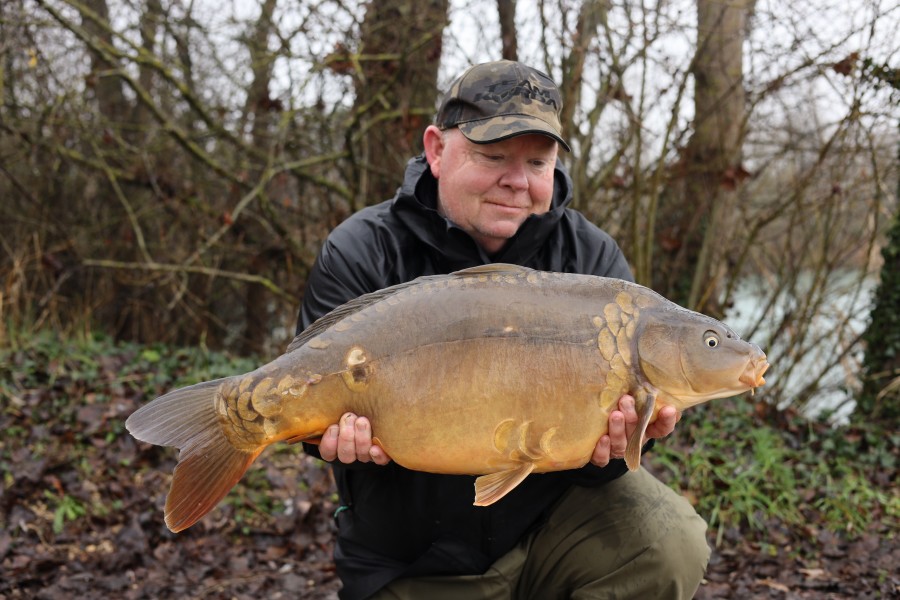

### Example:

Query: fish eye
xmin=704 ymin=331 xmax=720 ymax=348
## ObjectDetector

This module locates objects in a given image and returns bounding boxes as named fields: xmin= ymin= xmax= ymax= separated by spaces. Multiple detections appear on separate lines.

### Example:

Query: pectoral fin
xmin=625 ymin=391 xmax=656 ymax=471
xmin=473 ymin=463 xmax=535 ymax=506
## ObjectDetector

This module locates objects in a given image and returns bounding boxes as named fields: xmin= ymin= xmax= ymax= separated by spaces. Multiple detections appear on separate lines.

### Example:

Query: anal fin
xmin=473 ymin=463 xmax=535 ymax=506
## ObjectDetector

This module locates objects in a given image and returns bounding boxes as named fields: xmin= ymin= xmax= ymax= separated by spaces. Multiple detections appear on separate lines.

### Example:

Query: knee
xmin=649 ymin=508 xmax=711 ymax=595
xmin=530 ymin=473 xmax=712 ymax=599
xmin=564 ymin=507 xmax=711 ymax=600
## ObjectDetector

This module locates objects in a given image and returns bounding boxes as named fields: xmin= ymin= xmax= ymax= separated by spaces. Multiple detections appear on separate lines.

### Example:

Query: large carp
xmin=127 ymin=264 xmax=768 ymax=532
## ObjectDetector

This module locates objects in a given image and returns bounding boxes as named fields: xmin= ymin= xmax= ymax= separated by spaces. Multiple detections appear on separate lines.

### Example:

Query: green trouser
xmin=370 ymin=468 xmax=710 ymax=600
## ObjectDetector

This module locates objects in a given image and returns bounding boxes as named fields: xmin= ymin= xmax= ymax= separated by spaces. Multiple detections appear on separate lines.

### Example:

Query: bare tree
xmin=558 ymin=0 xmax=607 ymax=143
xmin=349 ymin=0 xmax=449 ymax=207
xmin=133 ymin=0 xmax=163 ymax=132
xmin=497 ymin=0 xmax=518 ymax=60
xmin=4 ymin=0 xmax=361 ymax=352
xmin=81 ymin=0 xmax=129 ymax=127
xmin=239 ymin=0 xmax=282 ymax=355
xmin=653 ymin=0 xmax=755 ymax=315
xmin=0 ymin=0 xmax=896 ymax=420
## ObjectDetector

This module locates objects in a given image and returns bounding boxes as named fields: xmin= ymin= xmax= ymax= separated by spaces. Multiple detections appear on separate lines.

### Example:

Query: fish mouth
xmin=739 ymin=353 xmax=770 ymax=388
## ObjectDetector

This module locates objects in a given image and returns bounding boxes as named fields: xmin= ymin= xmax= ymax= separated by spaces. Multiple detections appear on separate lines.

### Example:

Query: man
xmin=298 ymin=60 xmax=710 ymax=600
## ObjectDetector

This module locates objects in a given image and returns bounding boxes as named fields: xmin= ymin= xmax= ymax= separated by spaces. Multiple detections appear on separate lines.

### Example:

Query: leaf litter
xmin=0 ymin=335 xmax=896 ymax=599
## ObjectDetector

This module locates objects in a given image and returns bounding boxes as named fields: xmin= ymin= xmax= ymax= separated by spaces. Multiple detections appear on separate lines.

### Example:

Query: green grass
xmin=44 ymin=491 xmax=87 ymax=534
xmin=647 ymin=399 xmax=899 ymax=546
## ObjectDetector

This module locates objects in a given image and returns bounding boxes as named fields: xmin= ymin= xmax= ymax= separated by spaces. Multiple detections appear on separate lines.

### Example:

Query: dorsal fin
xmin=452 ymin=263 xmax=532 ymax=276
xmin=286 ymin=274 xmax=449 ymax=353
xmin=287 ymin=265 xmax=535 ymax=354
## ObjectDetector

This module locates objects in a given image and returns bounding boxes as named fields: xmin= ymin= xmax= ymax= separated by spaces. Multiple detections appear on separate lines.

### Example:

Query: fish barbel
xmin=127 ymin=264 xmax=769 ymax=532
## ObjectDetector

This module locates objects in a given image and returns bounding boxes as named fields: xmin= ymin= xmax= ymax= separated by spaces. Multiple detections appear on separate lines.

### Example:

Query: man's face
xmin=425 ymin=127 xmax=559 ymax=255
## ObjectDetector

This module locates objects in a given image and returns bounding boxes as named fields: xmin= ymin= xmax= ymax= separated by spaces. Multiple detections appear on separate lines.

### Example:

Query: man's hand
xmin=590 ymin=395 xmax=679 ymax=468
xmin=319 ymin=412 xmax=392 ymax=465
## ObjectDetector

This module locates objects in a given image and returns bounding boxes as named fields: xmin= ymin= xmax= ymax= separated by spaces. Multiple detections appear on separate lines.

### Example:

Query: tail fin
xmin=126 ymin=378 xmax=262 ymax=532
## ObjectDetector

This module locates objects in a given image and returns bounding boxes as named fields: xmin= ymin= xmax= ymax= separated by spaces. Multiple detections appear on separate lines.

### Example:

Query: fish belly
xmin=352 ymin=337 xmax=613 ymax=475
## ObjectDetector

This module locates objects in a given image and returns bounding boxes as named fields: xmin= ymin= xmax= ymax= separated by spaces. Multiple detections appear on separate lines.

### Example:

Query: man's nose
xmin=499 ymin=161 xmax=529 ymax=191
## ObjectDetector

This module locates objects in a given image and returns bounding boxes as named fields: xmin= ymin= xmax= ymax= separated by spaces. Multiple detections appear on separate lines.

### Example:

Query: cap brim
xmin=457 ymin=116 xmax=571 ymax=152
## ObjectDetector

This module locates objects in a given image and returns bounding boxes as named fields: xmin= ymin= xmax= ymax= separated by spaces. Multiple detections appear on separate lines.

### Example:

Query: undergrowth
xmin=0 ymin=329 xmax=291 ymax=536
xmin=648 ymin=398 xmax=899 ymax=546
xmin=2 ymin=331 xmax=897 ymax=555
xmin=0 ymin=329 xmax=342 ymax=598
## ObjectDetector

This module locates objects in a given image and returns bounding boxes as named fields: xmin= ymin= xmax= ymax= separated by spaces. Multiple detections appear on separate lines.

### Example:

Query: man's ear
xmin=422 ymin=125 xmax=445 ymax=179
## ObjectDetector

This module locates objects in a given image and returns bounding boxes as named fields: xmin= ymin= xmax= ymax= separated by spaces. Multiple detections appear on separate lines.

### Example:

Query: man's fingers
xmin=608 ymin=410 xmax=627 ymax=458
xmin=591 ymin=434 xmax=612 ymax=467
xmin=369 ymin=444 xmax=391 ymax=465
xmin=336 ymin=413 xmax=359 ymax=463
xmin=354 ymin=416 xmax=374 ymax=462
xmin=618 ymin=395 xmax=638 ymax=427
xmin=320 ymin=413 xmax=392 ymax=465
xmin=646 ymin=405 xmax=680 ymax=439
xmin=319 ymin=424 xmax=340 ymax=462
xmin=595 ymin=396 xmax=682 ymax=469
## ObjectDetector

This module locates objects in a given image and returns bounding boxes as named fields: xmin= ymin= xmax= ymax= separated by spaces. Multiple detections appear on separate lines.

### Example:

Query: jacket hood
xmin=390 ymin=154 xmax=575 ymax=269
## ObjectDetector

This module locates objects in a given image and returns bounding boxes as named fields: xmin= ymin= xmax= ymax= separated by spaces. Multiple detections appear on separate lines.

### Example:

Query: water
xmin=724 ymin=270 xmax=877 ymax=423
xmin=273 ymin=269 xmax=877 ymax=424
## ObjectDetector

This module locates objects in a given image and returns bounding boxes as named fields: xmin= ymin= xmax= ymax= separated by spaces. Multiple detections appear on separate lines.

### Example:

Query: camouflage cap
xmin=435 ymin=60 xmax=571 ymax=152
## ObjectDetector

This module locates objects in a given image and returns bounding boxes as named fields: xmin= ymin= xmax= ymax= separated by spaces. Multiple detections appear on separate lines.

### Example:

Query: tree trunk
xmin=559 ymin=0 xmax=607 ymax=144
xmin=81 ymin=0 xmax=129 ymax=125
xmin=497 ymin=0 xmax=518 ymax=61
xmin=654 ymin=0 xmax=754 ymax=315
xmin=133 ymin=0 xmax=162 ymax=131
xmin=351 ymin=0 xmax=449 ymax=208
xmin=240 ymin=0 xmax=280 ymax=356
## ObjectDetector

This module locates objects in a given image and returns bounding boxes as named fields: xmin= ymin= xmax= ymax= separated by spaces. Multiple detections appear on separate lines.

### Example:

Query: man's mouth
xmin=486 ymin=201 xmax=527 ymax=212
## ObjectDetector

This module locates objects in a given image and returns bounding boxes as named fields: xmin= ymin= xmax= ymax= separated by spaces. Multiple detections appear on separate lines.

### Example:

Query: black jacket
xmin=298 ymin=155 xmax=636 ymax=600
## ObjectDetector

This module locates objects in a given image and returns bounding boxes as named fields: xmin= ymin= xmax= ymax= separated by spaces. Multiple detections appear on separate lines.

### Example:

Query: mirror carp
xmin=127 ymin=264 xmax=769 ymax=532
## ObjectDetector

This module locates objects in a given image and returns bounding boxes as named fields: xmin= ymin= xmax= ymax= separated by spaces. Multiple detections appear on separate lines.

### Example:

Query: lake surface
xmin=724 ymin=270 xmax=877 ymax=423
